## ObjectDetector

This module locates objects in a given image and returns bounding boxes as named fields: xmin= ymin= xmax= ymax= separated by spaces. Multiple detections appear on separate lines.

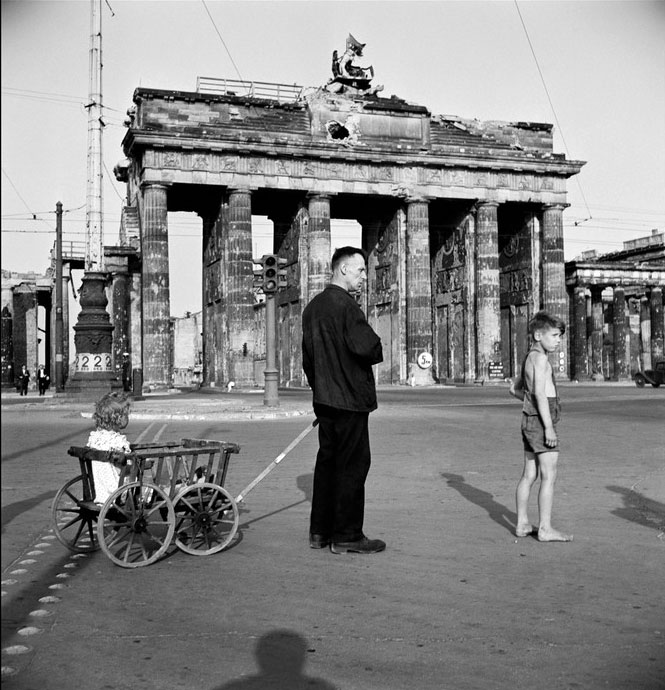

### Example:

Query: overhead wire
xmin=513 ymin=0 xmax=593 ymax=223
xmin=200 ymin=0 xmax=244 ymax=82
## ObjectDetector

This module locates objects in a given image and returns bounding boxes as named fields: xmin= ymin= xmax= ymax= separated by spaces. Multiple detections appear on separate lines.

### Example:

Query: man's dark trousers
xmin=310 ymin=404 xmax=371 ymax=543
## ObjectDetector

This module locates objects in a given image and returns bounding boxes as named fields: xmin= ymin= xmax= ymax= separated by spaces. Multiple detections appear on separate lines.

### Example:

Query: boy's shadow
xmin=441 ymin=472 xmax=519 ymax=536
xmin=212 ymin=629 xmax=338 ymax=690
xmin=607 ymin=485 xmax=665 ymax=532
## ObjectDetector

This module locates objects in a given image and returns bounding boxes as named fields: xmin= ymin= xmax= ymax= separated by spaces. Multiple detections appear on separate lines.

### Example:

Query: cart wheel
xmin=634 ymin=374 xmax=646 ymax=387
xmin=173 ymin=483 xmax=239 ymax=555
xmin=52 ymin=475 xmax=100 ymax=552
xmin=97 ymin=482 xmax=175 ymax=568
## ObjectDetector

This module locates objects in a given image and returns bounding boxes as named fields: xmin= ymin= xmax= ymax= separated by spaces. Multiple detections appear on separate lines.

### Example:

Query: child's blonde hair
xmin=93 ymin=391 xmax=131 ymax=431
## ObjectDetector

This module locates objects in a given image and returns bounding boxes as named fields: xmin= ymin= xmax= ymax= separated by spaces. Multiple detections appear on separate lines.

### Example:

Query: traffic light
xmin=277 ymin=256 xmax=287 ymax=289
xmin=253 ymin=261 xmax=264 ymax=291
xmin=262 ymin=254 xmax=278 ymax=293
xmin=253 ymin=255 xmax=288 ymax=294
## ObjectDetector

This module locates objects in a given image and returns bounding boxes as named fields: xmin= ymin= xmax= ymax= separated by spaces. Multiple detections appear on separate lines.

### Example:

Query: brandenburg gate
xmin=113 ymin=56 xmax=584 ymax=391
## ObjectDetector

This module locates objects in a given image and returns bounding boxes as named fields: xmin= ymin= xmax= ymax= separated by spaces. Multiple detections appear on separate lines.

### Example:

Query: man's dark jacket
xmin=302 ymin=285 xmax=383 ymax=412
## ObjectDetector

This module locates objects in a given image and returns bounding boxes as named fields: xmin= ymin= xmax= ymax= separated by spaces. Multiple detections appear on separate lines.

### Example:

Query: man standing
xmin=18 ymin=364 xmax=30 ymax=396
xmin=302 ymin=246 xmax=385 ymax=554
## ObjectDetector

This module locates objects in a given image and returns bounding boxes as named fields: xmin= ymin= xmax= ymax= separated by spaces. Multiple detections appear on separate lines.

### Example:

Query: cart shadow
xmin=1 ymin=491 xmax=54 ymax=535
xmin=212 ymin=628 xmax=338 ymax=690
xmin=237 ymin=472 xmax=313 ymax=530
xmin=607 ymin=484 xmax=665 ymax=532
xmin=1 ymin=549 xmax=97 ymax=646
xmin=1 ymin=429 xmax=86 ymax=463
xmin=441 ymin=472 xmax=519 ymax=536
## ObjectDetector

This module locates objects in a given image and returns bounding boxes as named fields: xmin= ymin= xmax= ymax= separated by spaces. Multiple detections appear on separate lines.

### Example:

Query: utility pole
xmin=54 ymin=202 xmax=64 ymax=392
xmin=85 ymin=0 xmax=103 ymax=271
xmin=66 ymin=0 xmax=119 ymax=399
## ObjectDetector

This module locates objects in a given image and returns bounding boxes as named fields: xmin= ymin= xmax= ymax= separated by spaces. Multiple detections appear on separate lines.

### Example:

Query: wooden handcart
xmin=52 ymin=439 xmax=240 ymax=568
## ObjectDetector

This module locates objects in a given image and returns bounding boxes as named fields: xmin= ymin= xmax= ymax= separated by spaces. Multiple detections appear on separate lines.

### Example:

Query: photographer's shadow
xmin=213 ymin=629 xmax=337 ymax=690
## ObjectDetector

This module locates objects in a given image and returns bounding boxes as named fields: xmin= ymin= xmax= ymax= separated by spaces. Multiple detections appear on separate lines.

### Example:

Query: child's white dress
xmin=87 ymin=429 xmax=131 ymax=504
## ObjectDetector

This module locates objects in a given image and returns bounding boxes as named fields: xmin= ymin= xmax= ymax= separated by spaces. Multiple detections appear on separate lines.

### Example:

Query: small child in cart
xmin=87 ymin=391 xmax=132 ymax=504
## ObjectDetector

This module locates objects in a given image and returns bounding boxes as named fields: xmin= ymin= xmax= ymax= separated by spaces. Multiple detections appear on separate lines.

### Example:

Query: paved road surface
xmin=1 ymin=385 xmax=663 ymax=689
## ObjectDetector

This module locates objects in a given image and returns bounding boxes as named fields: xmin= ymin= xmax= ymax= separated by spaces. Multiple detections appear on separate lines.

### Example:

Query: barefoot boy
xmin=509 ymin=311 xmax=573 ymax=542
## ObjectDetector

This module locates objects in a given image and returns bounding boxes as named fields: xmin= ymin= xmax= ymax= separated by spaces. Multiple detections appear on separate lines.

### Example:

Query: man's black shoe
xmin=330 ymin=536 xmax=386 ymax=554
xmin=309 ymin=533 xmax=331 ymax=549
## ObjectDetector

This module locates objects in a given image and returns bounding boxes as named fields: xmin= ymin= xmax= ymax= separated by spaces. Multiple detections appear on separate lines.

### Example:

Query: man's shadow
xmin=441 ymin=472 xmax=518 ymax=536
xmin=212 ymin=629 xmax=338 ymax=690
xmin=607 ymin=485 xmax=665 ymax=533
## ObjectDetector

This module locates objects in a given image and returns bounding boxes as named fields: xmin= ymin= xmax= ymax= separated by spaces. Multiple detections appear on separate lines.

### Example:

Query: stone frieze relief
xmin=147 ymin=150 xmax=563 ymax=194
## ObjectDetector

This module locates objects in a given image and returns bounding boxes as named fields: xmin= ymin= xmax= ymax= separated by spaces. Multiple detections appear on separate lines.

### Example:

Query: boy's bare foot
xmin=515 ymin=524 xmax=537 ymax=537
xmin=537 ymin=527 xmax=573 ymax=542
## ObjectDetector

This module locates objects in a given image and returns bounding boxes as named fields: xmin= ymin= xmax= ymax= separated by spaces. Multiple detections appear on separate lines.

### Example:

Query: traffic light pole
xmin=264 ymin=293 xmax=279 ymax=407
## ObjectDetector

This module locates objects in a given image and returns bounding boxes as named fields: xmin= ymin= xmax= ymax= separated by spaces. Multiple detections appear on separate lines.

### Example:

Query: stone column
xmin=463 ymin=213 xmax=477 ymax=383
xmin=405 ymin=198 xmax=434 ymax=385
xmin=541 ymin=204 xmax=568 ymax=378
xmin=612 ymin=286 xmax=629 ymax=380
xmin=225 ymin=188 xmax=255 ymax=387
xmin=306 ymin=194 xmax=331 ymax=301
xmin=201 ymin=212 xmax=219 ymax=387
xmin=572 ymin=286 xmax=589 ymax=380
xmin=650 ymin=286 xmax=664 ymax=363
xmin=590 ymin=287 xmax=605 ymax=380
xmin=1 ymin=304 xmax=13 ymax=387
xmin=106 ymin=252 xmax=131 ymax=383
xmin=475 ymin=201 xmax=500 ymax=383
xmin=639 ymin=296 xmax=652 ymax=371
xmin=141 ymin=183 xmax=171 ymax=391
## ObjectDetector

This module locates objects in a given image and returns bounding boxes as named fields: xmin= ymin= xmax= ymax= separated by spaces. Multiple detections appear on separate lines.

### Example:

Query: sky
xmin=2 ymin=0 xmax=664 ymax=317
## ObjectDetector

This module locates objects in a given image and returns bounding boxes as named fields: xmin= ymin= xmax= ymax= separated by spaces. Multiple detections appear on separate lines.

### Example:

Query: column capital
xmin=306 ymin=191 xmax=333 ymax=200
xmin=140 ymin=181 xmax=171 ymax=191
xmin=404 ymin=195 xmax=431 ymax=205
xmin=474 ymin=200 xmax=500 ymax=209
xmin=228 ymin=186 xmax=252 ymax=196
xmin=541 ymin=202 xmax=570 ymax=212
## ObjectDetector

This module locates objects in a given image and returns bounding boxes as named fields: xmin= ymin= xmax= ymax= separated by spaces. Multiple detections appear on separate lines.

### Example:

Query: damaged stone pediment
xmin=305 ymin=85 xmax=429 ymax=148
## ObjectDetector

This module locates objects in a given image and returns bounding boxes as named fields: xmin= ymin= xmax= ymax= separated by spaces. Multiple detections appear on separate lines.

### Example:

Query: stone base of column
xmin=407 ymin=363 xmax=435 ymax=386
xmin=63 ymin=371 xmax=123 ymax=401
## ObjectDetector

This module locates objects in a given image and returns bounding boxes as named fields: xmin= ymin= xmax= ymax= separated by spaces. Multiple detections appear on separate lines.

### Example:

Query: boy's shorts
xmin=521 ymin=398 xmax=560 ymax=454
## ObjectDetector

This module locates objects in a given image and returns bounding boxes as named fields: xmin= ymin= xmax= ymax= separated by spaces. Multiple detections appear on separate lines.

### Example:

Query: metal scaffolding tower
xmin=85 ymin=0 xmax=104 ymax=271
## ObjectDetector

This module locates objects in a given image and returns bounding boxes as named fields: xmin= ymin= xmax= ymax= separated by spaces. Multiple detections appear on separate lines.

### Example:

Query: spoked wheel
xmin=635 ymin=374 xmax=646 ymax=388
xmin=97 ymin=482 xmax=175 ymax=568
xmin=52 ymin=475 xmax=100 ymax=552
xmin=173 ymin=483 xmax=239 ymax=555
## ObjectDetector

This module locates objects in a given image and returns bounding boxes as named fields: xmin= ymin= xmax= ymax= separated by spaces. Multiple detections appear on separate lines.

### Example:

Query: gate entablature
xmin=121 ymin=87 xmax=584 ymax=206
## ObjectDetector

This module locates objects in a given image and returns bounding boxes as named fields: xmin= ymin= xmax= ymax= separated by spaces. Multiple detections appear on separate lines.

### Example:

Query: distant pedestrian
xmin=37 ymin=364 xmax=49 ymax=395
xmin=121 ymin=352 xmax=132 ymax=392
xmin=302 ymin=246 xmax=385 ymax=555
xmin=509 ymin=311 xmax=573 ymax=542
xmin=18 ymin=364 xmax=30 ymax=396
xmin=87 ymin=392 xmax=132 ymax=504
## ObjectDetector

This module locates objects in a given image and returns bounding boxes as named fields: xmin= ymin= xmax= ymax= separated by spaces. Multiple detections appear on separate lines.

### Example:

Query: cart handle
xmin=235 ymin=419 xmax=318 ymax=504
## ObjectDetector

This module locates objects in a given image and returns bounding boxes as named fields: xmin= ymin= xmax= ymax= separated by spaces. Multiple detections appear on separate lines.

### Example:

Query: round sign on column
xmin=417 ymin=352 xmax=433 ymax=369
